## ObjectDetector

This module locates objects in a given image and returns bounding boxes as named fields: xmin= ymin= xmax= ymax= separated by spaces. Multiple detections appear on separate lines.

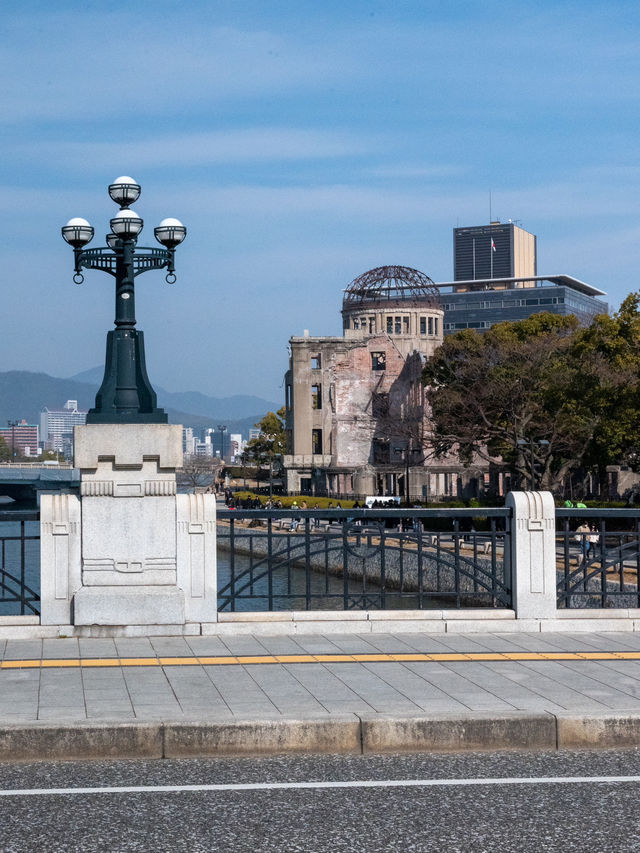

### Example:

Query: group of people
xmin=574 ymin=521 xmax=600 ymax=563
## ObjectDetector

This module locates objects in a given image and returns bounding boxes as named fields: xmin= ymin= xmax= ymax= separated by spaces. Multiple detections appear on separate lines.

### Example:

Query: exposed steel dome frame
xmin=342 ymin=265 xmax=441 ymax=309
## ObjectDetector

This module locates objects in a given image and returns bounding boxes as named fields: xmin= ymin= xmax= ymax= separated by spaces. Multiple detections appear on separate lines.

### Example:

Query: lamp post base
xmin=87 ymin=328 xmax=167 ymax=424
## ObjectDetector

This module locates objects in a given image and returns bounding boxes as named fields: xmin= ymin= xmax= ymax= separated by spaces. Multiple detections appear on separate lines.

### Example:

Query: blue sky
xmin=1 ymin=0 xmax=639 ymax=403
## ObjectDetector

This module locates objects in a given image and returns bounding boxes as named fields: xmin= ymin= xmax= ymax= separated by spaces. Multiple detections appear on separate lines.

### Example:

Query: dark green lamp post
xmin=61 ymin=177 xmax=186 ymax=424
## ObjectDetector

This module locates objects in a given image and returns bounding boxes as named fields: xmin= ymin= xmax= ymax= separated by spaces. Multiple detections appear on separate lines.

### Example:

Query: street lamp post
xmin=516 ymin=438 xmax=550 ymax=490
xmin=217 ymin=425 xmax=227 ymax=461
xmin=7 ymin=420 xmax=18 ymax=460
xmin=61 ymin=177 xmax=186 ymax=424
xmin=394 ymin=445 xmax=421 ymax=503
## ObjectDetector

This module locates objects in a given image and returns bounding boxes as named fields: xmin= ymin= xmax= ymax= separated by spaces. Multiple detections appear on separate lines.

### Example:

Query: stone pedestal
xmin=40 ymin=424 xmax=217 ymax=630
xmin=506 ymin=490 xmax=556 ymax=620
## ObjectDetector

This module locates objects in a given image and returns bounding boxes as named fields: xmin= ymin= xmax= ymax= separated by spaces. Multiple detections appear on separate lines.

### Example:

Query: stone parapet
xmin=40 ymin=423 xmax=217 ymax=630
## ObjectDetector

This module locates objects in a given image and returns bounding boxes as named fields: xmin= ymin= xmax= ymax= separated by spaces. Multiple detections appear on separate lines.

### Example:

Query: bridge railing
xmin=0 ymin=510 xmax=40 ymax=616
xmin=0 ymin=462 xmax=74 ymax=468
xmin=556 ymin=508 xmax=640 ymax=608
xmin=217 ymin=508 xmax=512 ymax=612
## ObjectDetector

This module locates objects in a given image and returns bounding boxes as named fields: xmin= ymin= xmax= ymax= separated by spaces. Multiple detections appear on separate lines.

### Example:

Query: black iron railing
xmin=556 ymin=509 xmax=640 ymax=608
xmin=0 ymin=510 xmax=40 ymax=615
xmin=217 ymin=508 xmax=512 ymax=611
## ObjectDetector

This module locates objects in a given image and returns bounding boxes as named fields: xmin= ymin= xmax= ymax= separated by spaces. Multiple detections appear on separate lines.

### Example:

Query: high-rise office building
xmin=443 ymin=221 xmax=607 ymax=332
xmin=453 ymin=221 xmax=537 ymax=285
xmin=40 ymin=400 xmax=87 ymax=455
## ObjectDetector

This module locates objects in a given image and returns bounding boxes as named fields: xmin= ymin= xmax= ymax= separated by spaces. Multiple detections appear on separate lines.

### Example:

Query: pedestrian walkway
xmin=3 ymin=630 xmax=640 ymax=760
xmin=5 ymin=630 xmax=640 ymax=721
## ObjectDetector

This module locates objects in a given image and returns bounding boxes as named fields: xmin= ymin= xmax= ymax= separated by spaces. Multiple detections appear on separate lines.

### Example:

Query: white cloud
xmin=7 ymin=128 xmax=370 ymax=170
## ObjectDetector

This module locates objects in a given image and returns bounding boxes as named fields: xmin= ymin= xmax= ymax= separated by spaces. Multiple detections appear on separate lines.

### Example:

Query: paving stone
xmin=3 ymin=640 xmax=42 ymax=660
xmin=42 ymin=638 xmax=80 ymax=659
xmin=185 ymin=636 xmax=230 ymax=656
xmin=78 ymin=638 xmax=119 ymax=658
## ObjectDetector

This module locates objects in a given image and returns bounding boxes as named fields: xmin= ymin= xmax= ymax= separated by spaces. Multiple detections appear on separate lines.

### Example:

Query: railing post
xmin=40 ymin=494 xmax=81 ymax=625
xmin=505 ymin=491 xmax=556 ymax=619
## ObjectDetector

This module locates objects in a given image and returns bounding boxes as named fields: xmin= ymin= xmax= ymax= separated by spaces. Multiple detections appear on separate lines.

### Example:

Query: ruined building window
xmin=372 ymin=392 xmax=389 ymax=418
xmin=394 ymin=317 xmax=402 ymax=334
xmin=434 ymin=318 xmax=439 ymax=335
xmin=311 ymin=355 xmax=321 ymax=369
xmin=312 ymin=384 xmax=322 ymax=410
xmin=403 ymin=316 xmax=409 ymax=334
xmin=428 ymin=317 xmax=433 ymax=335
xmin=420 ymin=317 xmax=426 ymax=335
xmin=386 ymin=317 xmax=393 ymax=333
xmin=312 ymin=429 xmax=323 ymax=454
xmin=286 ymin=384 xmax=292 ymax=409
xmin=371 ymin=351 xmax=386 ymax=371
xmin=372 ymin=439 xmax=390 ymax=464
xmin=353 ymin=318 xmax=360 ymax=330
xmin=369 ymin=317 xmax=376 ymax=334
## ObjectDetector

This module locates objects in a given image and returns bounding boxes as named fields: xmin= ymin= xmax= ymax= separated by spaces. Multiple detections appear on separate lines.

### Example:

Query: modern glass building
xmin=435 ymin=275 xmax=608 ymax=333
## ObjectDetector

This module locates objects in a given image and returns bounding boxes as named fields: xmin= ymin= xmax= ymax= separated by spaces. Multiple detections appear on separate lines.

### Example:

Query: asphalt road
xmin=1 ymin=749 xmax=640 ymax=852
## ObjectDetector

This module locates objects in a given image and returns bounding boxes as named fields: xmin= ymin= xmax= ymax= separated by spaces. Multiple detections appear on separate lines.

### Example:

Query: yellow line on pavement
xmin=1 ymin=650 xmax=640 ymax=670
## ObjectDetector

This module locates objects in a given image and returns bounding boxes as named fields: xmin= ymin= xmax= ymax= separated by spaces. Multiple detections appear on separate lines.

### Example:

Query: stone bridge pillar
xmin=40 ymin=424 xmax=217 ymax=632
xmin=506 ymin=490 xmax=556 ymax=619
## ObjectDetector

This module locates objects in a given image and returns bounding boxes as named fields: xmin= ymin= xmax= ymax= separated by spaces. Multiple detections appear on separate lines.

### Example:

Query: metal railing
xmin=217 ymin=508 xmax=512 ymax=612
xmin=0 ymin=510 xmax=40 ymax=615
xmin=556 ymin=508 xmax=640 ymax=608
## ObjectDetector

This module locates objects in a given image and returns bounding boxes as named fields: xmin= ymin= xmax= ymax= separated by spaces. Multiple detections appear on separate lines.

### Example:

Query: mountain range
xmin=0 ymin=369 xmax=281 ymax=437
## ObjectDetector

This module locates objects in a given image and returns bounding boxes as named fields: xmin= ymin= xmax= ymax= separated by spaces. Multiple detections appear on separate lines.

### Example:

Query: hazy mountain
xmin=68 ymin=367 xmax=280 ymax=420
xmin=0 ymin=369 xmax=281 ymax=435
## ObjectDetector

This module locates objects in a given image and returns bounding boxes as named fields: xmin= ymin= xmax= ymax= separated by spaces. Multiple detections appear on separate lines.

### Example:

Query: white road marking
xmin=1 ymin=775 xmax=640 ymax=797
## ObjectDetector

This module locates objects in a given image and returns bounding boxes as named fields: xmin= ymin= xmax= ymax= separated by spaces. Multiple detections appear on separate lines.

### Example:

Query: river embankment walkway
xmin=3 ymin=629 xmax=640 ymax=761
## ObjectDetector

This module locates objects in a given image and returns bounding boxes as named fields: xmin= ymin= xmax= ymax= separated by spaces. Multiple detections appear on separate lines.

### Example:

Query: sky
xmin=1 ymin=0 xmax=639 ymax=404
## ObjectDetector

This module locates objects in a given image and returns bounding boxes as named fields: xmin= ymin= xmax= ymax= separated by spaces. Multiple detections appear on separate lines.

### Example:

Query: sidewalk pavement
xmin=4 ymin=630 xmax=640 ymax=760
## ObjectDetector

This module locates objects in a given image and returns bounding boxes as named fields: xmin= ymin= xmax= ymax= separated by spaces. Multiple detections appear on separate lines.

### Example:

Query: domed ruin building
xmin=283 ymin=265 xmax=487 ymax=500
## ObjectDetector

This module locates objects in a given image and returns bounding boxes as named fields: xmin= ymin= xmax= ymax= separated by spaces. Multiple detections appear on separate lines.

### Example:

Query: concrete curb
xmin=1 ymin=712 xmax=640 ymax=762
xmin=556 ymin=712 xmax=640 ymax=749
xmin=0 ymin=722 xmax=163 ymax=762
xmin=163 ymin=717 xmax=362 ymax=758
xmin=360 ymin=712 xmax=557 ymax=753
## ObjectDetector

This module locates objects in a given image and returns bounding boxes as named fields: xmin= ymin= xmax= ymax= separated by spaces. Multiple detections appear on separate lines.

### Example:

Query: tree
xmin=177 ymin=455 xmax=221 ymax=491
xmin=244 ymin=408 xmax=287 ymax=496
xmin=0 ymin=436 xmax=10 ymax=462
xmin=422 ymin=310 xmax=633 ymax=492
xmin=571 ymin=292 xmax=640 ymax=478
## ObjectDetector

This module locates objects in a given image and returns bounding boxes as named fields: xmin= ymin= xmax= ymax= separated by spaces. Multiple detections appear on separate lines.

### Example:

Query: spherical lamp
xmin=61 ymin=217 xmax=94 ymax=248
xmin=110 ymin=208 xmax=144 ymax=238
xmin=154 ymin=218 xmax=187 ymax=249
xmin=108 ymin=176 xmax=141 ymax=208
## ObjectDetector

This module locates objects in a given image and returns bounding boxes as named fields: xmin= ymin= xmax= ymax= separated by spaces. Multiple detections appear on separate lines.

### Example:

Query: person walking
xmin=575 ymin=521 xmax=590 ymax=564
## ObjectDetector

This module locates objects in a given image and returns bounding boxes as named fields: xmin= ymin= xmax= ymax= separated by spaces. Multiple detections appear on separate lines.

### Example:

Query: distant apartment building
xmin=40 ymin=400 xmax=87 ymax=456
xmin=194 ymin=434 xmax=214 ymax=457
xmin=0 ymin=420 xmax=39 ymax=457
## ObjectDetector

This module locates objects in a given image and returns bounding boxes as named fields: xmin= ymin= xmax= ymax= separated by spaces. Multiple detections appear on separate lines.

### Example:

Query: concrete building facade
xmin=283 ymin=266 xmax=487 ymax=500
